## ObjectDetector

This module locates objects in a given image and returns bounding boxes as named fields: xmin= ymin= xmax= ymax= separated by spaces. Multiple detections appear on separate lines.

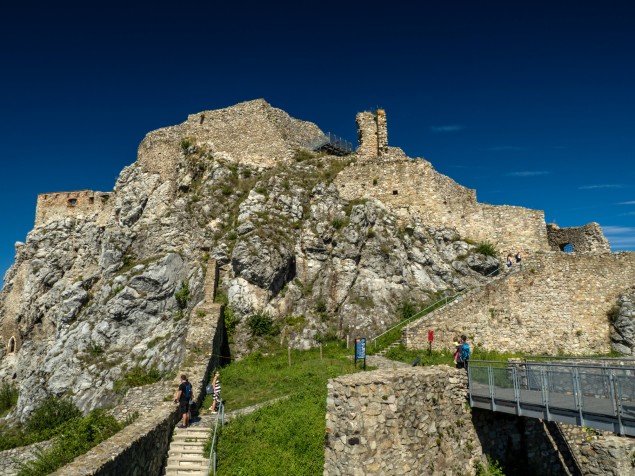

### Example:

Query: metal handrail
xmin=370 ymin=265 xmax=503 ymax=348
xmin=470 ymin=360 xmax=635 ymax=371
xmin=206 ymin=401 xmax=225 ymax=476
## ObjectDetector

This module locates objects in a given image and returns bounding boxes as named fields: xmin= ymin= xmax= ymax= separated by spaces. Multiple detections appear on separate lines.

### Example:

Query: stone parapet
xmin=403 ymin=251 xmax=635 ymax=355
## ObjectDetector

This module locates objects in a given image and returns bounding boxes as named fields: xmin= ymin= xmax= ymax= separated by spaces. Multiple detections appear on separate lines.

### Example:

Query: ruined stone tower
xmin=356 ymin=109 xmax=388 ymax=159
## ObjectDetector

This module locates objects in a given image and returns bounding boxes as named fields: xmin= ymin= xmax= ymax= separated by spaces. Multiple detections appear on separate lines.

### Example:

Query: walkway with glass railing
xmin=468 ymin=360 xmax=635 ymax=436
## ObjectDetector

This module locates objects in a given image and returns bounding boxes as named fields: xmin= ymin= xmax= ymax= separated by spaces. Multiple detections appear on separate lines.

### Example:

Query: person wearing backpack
xmin=456 ymin=335 xmax=471 ymax=370
xmin=174 ymin=374 xmax=193 ymax=428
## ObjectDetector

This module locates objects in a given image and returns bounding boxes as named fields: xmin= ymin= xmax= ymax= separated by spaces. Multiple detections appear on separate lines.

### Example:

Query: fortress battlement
xmin=35 ymin=190 xmax=112 ymax=226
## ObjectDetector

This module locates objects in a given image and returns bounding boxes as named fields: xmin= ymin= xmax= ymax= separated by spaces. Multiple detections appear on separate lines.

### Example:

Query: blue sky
xmin=1 ymin=1 xmax=634 ymax=279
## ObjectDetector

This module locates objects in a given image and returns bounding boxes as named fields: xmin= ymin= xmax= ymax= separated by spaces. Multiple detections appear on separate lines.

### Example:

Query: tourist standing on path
xmin=506 ymin=254 xmax=513 ymax=270
xmin=456 ymin=335 xmax=471 ymax=371
xmin=515 ymin=249 xmax=524 ymax=269
xmin=174 ymin=374 xmax=193 ymax=428
xmin=210 ymin=371 xmax=221 ymax=414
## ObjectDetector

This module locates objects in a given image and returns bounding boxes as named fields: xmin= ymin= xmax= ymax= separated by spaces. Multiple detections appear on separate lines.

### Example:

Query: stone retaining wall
xmin=324 ymin=366 xmax=483 ymax=475
xmin=0 ymin=441 xmax=53 ymax=476
xmin=404 ymin=251 xmax=635 ymax=355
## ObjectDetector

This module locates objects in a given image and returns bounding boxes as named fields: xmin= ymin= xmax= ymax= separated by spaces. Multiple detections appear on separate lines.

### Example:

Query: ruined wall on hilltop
xmin=137 ymin=98 xmax=325 ymax=183
xmin=356 ymin=110 xmax=388 ymax=159
xmin=34 ymin=190 xmax=113 ymax=227
xmin=335 ymin=157 xmax=550 ymax=254
xmin=546 ymin=222 xmax=611 ymax=253
xmin=403 ymin=251 xmax=635 ymax=354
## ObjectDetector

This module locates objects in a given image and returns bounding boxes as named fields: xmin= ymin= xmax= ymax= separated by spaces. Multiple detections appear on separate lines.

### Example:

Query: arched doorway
xmin=8 ymin=336 xmax=16 ymax=353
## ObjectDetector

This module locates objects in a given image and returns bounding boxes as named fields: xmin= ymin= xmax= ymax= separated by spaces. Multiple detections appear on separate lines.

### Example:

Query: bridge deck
xmin=468 ymin=360 xmax=635 ymax=436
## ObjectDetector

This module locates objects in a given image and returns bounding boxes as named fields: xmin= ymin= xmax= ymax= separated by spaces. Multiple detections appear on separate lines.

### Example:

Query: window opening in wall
xmin=560 ymin=243 xmax=575 ymax=253
xmin=68 ymin=198 xmax=77 ymax=207
xmin=392 ymin=190 xmax=398 ymax=195
xmin=89 ymin=197 xmax=94 ymax=204
xmin=8 ymin=336 xmax=16 ymax=353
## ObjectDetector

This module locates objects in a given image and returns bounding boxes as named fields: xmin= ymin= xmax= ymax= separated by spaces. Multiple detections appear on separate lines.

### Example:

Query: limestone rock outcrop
xmin=0 ymin=100 xmax=503 ymax=420
xmin=610 ymin=287 xmax=635 ymax=355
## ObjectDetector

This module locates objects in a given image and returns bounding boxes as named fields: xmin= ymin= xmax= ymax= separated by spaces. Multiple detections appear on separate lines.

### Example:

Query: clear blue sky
xmin=1 ymin=1 xmax=634 ymax=279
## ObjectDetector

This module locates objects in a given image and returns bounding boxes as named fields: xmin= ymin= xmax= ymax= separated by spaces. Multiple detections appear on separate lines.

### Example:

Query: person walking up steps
xmin=209 ymin=371 xmax=221 ymax=414
xmin=174 ymin=374 xmax=193 ymax=428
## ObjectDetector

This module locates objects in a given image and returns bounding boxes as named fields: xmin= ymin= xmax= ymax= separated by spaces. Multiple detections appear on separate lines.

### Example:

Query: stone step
xmin=171 ymin=433 xmax=209 ymax=443
xmin=164 ymin=467 xmax=208 ymax=476
xmin=168 ymin=448 xmax=206 ymax=458
xmin=166 ymin=455 xmax=208 ymax=466
xmin=169 ymin=443 xmax=206 ymax=452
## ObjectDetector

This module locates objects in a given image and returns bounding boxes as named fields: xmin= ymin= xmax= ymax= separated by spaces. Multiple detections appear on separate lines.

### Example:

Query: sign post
xmin=427 ymin=330 xmax=434 ymax=357
xmin=355 ymin=337 xmax=366 ymax=370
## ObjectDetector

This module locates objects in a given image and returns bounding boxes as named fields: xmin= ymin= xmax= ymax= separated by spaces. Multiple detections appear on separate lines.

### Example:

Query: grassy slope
xmin=205 ymin=342 xmax=363 ymax=475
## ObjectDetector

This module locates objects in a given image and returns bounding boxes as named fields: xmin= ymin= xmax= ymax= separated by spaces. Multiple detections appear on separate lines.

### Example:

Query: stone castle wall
xmin=325 ymin=366 xmax=482 ymax=475
xmin=404 ymin=251 xmax=635 ymax=355
xmin=34 ymin=190 xmax=112 ymax=227
xmin=547 ymin=222 xmax=611 ymax=253
xmin=137 ymin=99 xmax=324 ymax=183
xmin=355 ymin=110 xmax=388 ymax=159
xmin=335 ymin=157 xmax=550 ymax=254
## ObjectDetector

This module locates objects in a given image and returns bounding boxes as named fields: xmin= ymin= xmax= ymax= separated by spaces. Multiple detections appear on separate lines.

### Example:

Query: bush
xmin=175 ymin=281 xmax=190 ymax=310
xmin=474 ymin=241 xmax=497 ymax=257
xmin=0 ymin=383 xmax=18 ymax=416
xmin=224 ymin=305 xmax=238 ymax=338
xmin=114 ymin=366 xmax=163 ymax=394
xmin=24 ymin=396 xmax=81 ymax=435
xmin=399 ymin=302 xmax=418 ymax=321
xmin=247 ymin=312 xmax=277 ymax=337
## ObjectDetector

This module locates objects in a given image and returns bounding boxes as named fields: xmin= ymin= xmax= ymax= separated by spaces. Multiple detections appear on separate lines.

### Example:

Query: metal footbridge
xmin=468 ymin=359 xmax=635 ymax=436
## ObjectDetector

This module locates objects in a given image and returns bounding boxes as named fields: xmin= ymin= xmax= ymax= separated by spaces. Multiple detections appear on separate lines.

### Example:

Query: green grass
xmin=202 ymin=342 xmax=365 ymax=474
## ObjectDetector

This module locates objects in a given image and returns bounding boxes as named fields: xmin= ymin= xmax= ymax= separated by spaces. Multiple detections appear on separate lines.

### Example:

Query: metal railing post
xmin=488 ymin=365 xmax=496 ymax=412
xmin=613 ymin=374 xmax=625 ymax=435
xmin=541 ymin=369 xmax=551 ymax=421
xmin=572 ymin=367 xmax=585 ymax=427
xmin=512 ymin=365 xmax=522 ymax=416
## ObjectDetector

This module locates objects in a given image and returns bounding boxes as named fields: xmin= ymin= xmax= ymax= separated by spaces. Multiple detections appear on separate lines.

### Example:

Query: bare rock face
xmin=0 ymin=100 xmax=499 ymax=419
xmin=611 ymin=288 xmax=635 ymax=355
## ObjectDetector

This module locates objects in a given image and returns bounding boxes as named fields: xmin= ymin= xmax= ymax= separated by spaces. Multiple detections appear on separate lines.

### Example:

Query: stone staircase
xmin=164 ymin=414 xmax=215 ymax=475
xmin=163 ymin=258 xmax=225 ymax=476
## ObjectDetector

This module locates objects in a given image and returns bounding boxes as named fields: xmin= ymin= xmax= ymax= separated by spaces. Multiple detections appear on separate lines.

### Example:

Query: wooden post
xmin=320 ymin=343 xmax=323 ymax=361
xmin=288 ymin=346 xmax=291 ymax=367
xmin=346 ymin=334 xmax=349 ymax=349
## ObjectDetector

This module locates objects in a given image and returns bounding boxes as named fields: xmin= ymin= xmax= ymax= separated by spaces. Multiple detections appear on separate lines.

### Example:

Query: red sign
xmin=427 ymin=330 xmax=434 ymax=342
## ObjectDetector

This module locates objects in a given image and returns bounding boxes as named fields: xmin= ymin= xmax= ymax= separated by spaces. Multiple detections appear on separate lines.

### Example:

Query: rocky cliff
xmin=0 ymin=99 xmax=499 ymax=419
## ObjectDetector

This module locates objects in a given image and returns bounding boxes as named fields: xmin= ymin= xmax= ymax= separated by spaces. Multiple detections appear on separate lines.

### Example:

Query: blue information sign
xmin=355 ymin=338 xmax=366 ymax=360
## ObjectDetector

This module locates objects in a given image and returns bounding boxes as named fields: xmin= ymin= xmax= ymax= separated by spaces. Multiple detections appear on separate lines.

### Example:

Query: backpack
xmin=458 ymin=343 xmax=471 ymax=363
xmin=206 ymin=383 xmax=214 ymax=395
xmin=184 ymin=382 xmax=192 ymax=399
